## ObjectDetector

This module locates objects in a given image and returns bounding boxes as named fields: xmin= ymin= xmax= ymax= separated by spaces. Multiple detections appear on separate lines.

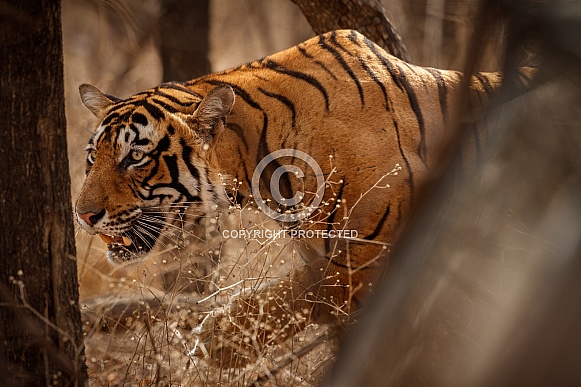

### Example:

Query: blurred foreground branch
xmin=325 ymin=1 xmax=581 ymax=386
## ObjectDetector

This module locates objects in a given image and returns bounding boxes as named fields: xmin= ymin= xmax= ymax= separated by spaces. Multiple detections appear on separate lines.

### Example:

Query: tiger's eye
xmin=131 ymin=149 xmax=144 ymax=161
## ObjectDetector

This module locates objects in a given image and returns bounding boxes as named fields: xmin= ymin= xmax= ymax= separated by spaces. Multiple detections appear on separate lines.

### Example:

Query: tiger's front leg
xmin=191 ymin=257 xmax=360 ymax=367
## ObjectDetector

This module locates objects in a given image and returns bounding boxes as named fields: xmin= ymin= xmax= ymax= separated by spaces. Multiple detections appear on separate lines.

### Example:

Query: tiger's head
xmin=75 ymin=83 xmax=235 ymax=264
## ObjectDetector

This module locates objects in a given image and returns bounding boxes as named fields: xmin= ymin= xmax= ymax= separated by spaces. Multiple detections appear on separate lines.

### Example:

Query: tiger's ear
xmin=79 ymin=84 xmax=119 ymax=118
xmin=189 ymin=85 xmax=235 ymax=144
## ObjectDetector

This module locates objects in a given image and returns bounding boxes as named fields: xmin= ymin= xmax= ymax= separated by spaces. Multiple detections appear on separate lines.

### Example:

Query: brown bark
xmin=0 ymin=1 xmax=87 ymax=385
xmin=291 ymin=0 xmax=410 ymax=62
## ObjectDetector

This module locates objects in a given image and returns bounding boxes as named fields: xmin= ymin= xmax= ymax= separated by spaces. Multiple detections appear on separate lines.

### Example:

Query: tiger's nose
xmin=78 ymin=209 xmax=105 ymax=226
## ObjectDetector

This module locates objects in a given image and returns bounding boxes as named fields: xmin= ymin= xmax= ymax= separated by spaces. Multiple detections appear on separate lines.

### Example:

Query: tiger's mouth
xmin=98 ymin=222 xmax=163 ymax=263
xmin=98 ymin=233 xmax=132 ymax=247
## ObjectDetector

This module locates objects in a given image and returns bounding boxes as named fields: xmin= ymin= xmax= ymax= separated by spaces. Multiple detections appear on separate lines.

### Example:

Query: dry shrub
xmin=80 ymin=204 xmax=338 ymax=386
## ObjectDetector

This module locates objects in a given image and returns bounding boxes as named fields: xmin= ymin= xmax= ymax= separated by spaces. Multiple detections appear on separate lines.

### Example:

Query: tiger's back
xmin=75 ymin=29 xmax=531 ymax=366
xmin=187 ymin=29 xmax=507 ymax=280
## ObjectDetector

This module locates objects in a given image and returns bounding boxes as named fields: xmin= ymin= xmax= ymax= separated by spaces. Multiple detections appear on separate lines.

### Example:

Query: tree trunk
xmin=291 ymin=0 xmax=411 ymax=62
xmin=159 ymin=0 xmax=211 ymax=81
xmin=0 ymin=1 xmax=87 ymax=385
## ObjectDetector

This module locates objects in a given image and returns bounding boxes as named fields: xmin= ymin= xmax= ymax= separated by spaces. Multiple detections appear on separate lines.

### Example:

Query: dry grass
xmin=79 ymin=206 xmax=337 ymax=386
xmin=83 ymin=307 xmax=334 ymax=386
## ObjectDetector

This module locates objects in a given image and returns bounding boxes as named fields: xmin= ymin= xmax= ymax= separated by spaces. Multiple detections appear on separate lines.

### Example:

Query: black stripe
xmin=359 ymin=57 xmax=389 ymax=111
xmin=123 ymin=124 xmax=142 ymax=149
xmin=147 ymin=188 xmax=201 ymax=205
xmin=361 ymin=36 xmax=404 ymax=92
xmin=347 ymin=30 xmax=362 ymax=46
xmin=101 ymin=112 xmax=119 ymax=127
xmin=256 ymin=113 xmax=294 ymax=209
xmin=320 ymin=33 xmax=364 ymax=106
xmin=258 ymin=87 xmax=296 ymax=127
xmin=204 ymin=79 xmax=262 ymax=111
xmin=162 ymin=154 xmax=199 ymax=202
xmin=135 ymin=137 xmax=151 ymax=146
xmin=157 ymin=82 xmax=203 ymax=99
xmin=234 ymin=146 xmax=252 ymax=200
xmin=297 ymin=45 xmax=338 ymax=80
xmin=474 ymin=73 xmax=494 ymax=96
xmin=112 ymin=125 xmax=124 ymax=150
xmin=392 ymin=120 xmax=414 ymax=198
xmin=425 ymin=68 xmax=449 ymax=123
xmin=130 ymin=184 xmax=149 ymax=201
xmin=154 ymin=89 xmax=197 ymax=108
xmin=131 ymin=112 xmax=148 ymax=127
xmin=180 ymin=139 xmax=201 ymax=180
xmin=253 ymin=74 xmax=270 ymax=83
xmin=394 ymin=63 xmax=428 ymax=163
xmin=263 ymin=59 xmax=330 ymax=111
xmin=95 ymin=127 xmax=112 ymax=148
xmin=138 ymin=137 xmax=167 ymax=178
xmin=133 ymin=91 xmax=150 ymax=99
xmin=152 ymin=135 xmax=170 ymax=155
xmin=395 ymin=201 xmax=403 ymax=225
xmin=346 ymin=24 xmax=388 ymax=109
xmin=257 ymin=112 xmax=270 ymax=168
xmin=150 ymin=98 xmax=179 ymax=114
xmin=109 ymin=98 xmax=166 ymax=121
xmin=142 ymin=156 xmax=160 ymax=188
xmin=363 ymin=204 xmax=391 ymax=241
xmin=141 ymin=101 xmax=166 ymax=120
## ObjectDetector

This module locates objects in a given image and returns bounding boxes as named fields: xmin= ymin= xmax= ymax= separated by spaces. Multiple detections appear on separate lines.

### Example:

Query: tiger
xmin=75 ymin=29 xmax=533 ymax=367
